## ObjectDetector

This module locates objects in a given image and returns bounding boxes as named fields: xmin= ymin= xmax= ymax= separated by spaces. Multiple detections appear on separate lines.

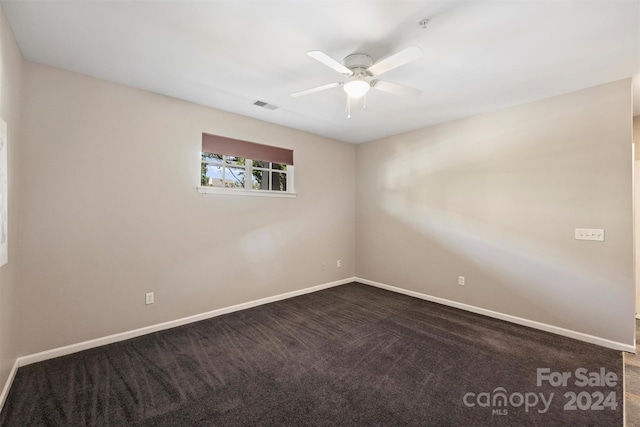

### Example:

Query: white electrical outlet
xmin=337 ymin=259 xmax=342 ymax=268
xmin=458 ymin=276 xmax=465 ymax=286
xmin=145 ymin=292 xmax=154 ymax=305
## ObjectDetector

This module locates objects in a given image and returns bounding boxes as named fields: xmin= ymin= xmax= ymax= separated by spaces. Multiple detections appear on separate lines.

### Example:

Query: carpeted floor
xmin=0 ymin=282 xmax=623 ymax=426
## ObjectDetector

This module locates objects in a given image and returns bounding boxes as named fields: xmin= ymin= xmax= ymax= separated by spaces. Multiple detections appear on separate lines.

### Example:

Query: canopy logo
xmin=462 ymin=367 xmax=618 ymax=416
xmin=463 ymin=388 xmax=553 ymax=415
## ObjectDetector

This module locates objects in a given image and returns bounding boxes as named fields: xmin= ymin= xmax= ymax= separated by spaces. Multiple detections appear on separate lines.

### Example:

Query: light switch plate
xmin=575 ymin=228 xmax=605 ymax=241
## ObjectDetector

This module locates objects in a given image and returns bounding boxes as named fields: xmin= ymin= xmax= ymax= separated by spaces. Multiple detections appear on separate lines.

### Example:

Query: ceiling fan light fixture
xmin=343 ymin=79 xmax=370 ymax=98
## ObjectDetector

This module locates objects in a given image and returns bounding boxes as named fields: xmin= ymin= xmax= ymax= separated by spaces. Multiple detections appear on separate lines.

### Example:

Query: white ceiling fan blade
xmin=371 ymin=80 xmax=421 ymax=97
xmin=307 ymin=51 xmax=353 ymax=76
xmin=368 ymin=46 xmax=423 ymax=76
xmin=290 ymin=82 xmax=340 ymax=98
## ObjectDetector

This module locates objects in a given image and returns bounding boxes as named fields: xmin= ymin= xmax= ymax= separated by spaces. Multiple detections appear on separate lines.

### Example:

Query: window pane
xmin=202 ymin=163 xmax=224 ymax=187
xmin=253 ymin=160 xmax=269 ymax=168
xmin=225 ymin=156 xmax=244 ymax=165
xmin=202 ymin=152 xmax=223 ymax=162
xmin=225 ymin=167 xmax=245 ymax=188
xmin=272 ymin=163 xmax=287 ymax=171
xmin=251 ymin=170 xmax=269 ymax=190
xmin=271 ymin=172 xmax=287 ymax=191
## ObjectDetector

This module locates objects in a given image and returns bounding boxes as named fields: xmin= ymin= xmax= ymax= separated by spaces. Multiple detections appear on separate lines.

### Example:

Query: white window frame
xmin=197 ymin=154 xmax=296 ymax=198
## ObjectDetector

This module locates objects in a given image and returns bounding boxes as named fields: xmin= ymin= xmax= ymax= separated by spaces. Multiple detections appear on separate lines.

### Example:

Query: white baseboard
xmin=17 ymin=277 xmax=356 ymax=368
xmin=0 ymin=359 xmax=19 ymax=412
xmin=357 ymin=277 xmax=636 ymax=353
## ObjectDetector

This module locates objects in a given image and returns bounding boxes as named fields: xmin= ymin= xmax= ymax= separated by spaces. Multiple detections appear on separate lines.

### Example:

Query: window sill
xmin=196 ymin=187 xmax=297 ymax=198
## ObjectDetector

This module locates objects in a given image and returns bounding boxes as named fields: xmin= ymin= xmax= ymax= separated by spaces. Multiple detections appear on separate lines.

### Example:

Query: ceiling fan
xmin=290 ymin=46 xmax=424 ymax=116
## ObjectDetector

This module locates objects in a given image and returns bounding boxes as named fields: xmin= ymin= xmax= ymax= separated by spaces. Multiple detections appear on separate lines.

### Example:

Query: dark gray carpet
xmin=0 ymin=282 xmax=623 ymax=426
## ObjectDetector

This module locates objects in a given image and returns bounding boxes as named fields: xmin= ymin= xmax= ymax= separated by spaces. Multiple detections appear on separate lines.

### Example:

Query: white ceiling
xmin=2 ymin=0 xmax=639 ymax=144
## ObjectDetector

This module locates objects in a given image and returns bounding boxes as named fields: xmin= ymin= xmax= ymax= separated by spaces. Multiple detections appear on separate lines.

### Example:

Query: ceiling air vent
xmin=253 ymin=100 xmax=279 ymax=111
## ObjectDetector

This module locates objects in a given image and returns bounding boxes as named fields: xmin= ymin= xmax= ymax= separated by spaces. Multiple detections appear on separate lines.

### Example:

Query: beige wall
xmin=17 ymin=62 xmax=356 ymax=355
xmin=356 ymin=79 xmax=634 ymax=346
xmin=0 ymin=5 xmax=23 ymax=390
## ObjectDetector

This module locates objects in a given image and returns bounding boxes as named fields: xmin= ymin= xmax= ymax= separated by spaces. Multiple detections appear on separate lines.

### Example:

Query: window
xmin=198 ymin=133 xmax=295 ymax=197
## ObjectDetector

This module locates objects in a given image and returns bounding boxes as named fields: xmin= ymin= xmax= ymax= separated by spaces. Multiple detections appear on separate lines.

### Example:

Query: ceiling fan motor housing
xmin=343 ymin=53 xmax=374 ymax=75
